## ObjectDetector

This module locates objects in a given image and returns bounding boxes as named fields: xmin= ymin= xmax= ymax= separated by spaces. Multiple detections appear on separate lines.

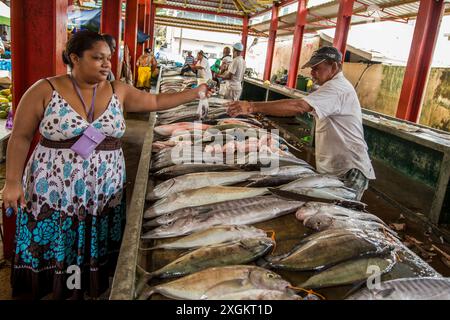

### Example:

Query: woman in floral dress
xmin=2 ymin=31 xmax=208 ymax=299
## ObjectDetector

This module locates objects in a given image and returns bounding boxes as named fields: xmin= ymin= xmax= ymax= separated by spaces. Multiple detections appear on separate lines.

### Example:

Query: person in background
xmin=216 ymin=47 xmax=233 ymax=94
xmin=101 ymin=33 xmax=117 ymax=81
xmin=136 ymin=48 xmax=157 ymax=90
xmin=227 ymin=46 xmax=375 ymax=200
xmin=217 ymin=43 xmax=246 ymax=101
xmin=2 ymin=31 xmax=210 ymax=300
xmin=190 ymin=50 xmax=212 ymax=81
xmin=181 ymin=51 xmax=195 ymax=75
xmin=2 ymin=31 xmax=8 ymax=42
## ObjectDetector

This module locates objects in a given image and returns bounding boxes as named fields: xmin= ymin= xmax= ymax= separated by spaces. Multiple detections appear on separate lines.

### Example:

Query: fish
xmin=142 ymin=198 xmax=304 ymax=238
xmin=279 ymin=175 xmax=345 ymax=190
xmin=142 ymin=225 xmax=268 ymax=250
xmin=295 ymin=202 xmax=378 ymax=222
xmin=140 ymin=238 xmax=274 ymax=281
xmin=303 ymin=213 xmax=398 ymax=237
xmin=154 ymin=163 xmax=241 ymax=179
xmin=245 ymin=166 xmax=316 ymax=187
xmin=207 ymin=289 xmax=303 ymax=300
xmin=265 ymin=229 xmax=393 ymax=271
xmin=300 ymin=255 xmax=396 ymax=289
xmin=144 ymin=186 xmax=270 ymax=218
xmin=137 ymin=265 xmax=292 ymax=300
xmin=143 ymin=196 xmax=284 ymax=227
xmin=154 ymin=122 xmax=211 ymax=136
xmin=146 ymin=171 xmax=259 ymax=200
xmin=278 ymin=186 xmax=358 ymax=201
xmin=346 ymin=277 xmax=450 ymax=300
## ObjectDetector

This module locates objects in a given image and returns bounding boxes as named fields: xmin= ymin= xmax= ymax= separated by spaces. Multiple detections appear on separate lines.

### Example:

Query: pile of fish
xmin=136 ymin=69 xmax=448 ymax=300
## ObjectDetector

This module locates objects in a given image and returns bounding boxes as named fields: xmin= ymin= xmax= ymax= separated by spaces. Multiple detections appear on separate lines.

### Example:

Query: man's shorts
xmin=341 ymin=168 xmax=369 ymax=201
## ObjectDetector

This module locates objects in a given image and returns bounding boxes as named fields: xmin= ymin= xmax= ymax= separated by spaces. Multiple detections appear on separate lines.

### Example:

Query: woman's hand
xmin=196 ymin=83 xmax=213 ymax=98
xmin=227 ymin=101 xmax=254 ymax=117
xmin=1 ymin=181 xmax=26 ymax=216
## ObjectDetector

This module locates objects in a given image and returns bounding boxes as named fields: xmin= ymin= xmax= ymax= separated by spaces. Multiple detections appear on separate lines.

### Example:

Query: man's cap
xmin=232 ymin=43 xmax=244 ymax=52
xmin=301 ymin=46 xmax=342 ymax=69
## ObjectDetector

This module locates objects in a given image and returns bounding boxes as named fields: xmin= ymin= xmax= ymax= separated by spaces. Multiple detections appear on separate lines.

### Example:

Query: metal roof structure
xmin=152 ymin=0 xmax=450 ymax=37
xmin=153 ymin=0 xmax=277 ymax=16
xmin=251 ymin=0 xmax=450 ymax=36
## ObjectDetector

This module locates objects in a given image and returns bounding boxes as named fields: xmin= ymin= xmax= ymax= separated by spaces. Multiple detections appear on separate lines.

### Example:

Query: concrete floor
xmin=0 ymin=117 xmax=149 ymax=300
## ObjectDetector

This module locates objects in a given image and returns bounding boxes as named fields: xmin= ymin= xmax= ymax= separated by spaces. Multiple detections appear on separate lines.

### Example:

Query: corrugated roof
xmin=251 ymin=0 xmax=450 ymax=37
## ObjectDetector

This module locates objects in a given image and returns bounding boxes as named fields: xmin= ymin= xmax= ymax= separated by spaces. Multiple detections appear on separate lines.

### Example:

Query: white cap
xmin=233 ymin=43 xmax=244 ymax=52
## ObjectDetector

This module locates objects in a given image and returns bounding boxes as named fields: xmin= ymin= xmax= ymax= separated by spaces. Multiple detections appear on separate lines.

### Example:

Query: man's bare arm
xmin=227 ymin=99 xmax=313 ymax=117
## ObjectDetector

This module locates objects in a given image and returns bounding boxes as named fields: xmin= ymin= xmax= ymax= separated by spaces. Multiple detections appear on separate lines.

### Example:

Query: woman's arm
xmin=115 ymin=81 xmax=208 ymax=113
xmin=2 ymin=80 xmax=48 ymax=212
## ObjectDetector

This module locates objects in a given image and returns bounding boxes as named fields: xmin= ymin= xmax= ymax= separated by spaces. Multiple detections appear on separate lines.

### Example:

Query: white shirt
xmin=303 ymin=72 xmax=376 ymax=179
xmin=196 ymin=58 xmax=212 ymax=80
xmin=227 ymin=56 xmax=246 ymax=89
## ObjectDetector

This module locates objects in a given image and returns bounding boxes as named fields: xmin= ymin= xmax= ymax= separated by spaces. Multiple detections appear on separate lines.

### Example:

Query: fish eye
xmin=267 ymin=273 xmax=275 ymax=278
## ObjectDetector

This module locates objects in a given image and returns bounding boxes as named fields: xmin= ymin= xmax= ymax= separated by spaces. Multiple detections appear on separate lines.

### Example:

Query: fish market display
xmin=135 ymin=67 xmax=444 ymax=301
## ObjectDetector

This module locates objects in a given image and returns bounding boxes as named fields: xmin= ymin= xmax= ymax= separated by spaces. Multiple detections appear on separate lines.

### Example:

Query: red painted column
xmin=396 ymin=0 xmax=445 ymax=122
xmin=101 ymin=0 xmax=122 ymax=78
xmin=124 ymin=0 xmax=139 ymax=80
xmin=145 ymin=0 xmax=151 ymax=49
xmin=287 ymin=0 xmax=307 ymax=89
xmin=6 ymin=0 xmax=67 ymax=259
xmin=136 ymin=0 xmax=146 ymax=61
xmin=333 ymin=0 xmax=354 ymax=60
xmin=263 ymin=4 xmax=279 ymax=81
xmin=241 ymin=15 xmax=249 ymax=59
xmin=148 ymin=1 xmax=156 ymax=51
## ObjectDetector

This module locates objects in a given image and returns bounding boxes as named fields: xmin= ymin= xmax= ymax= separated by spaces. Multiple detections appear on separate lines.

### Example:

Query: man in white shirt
xmin=190 ymin=50 xmax=212 ymax=80
xmin=218 ymin=43 xmax=246 ymax=101
xmin=227 ymin=46 xmax=375 ymax=200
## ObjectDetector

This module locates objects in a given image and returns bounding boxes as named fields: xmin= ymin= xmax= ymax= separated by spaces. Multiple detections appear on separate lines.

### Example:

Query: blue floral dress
xmin=12 ymin=84 xmax=127 ymax=299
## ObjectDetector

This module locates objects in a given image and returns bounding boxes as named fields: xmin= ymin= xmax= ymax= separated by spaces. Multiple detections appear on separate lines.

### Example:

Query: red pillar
xmin=145 ymin=0 xmax=151 ymax=49
xmin=136 ymin=0 xmax=146 ymax=61
xmin=396 ymin=0 xmax=445 ymax=122
xmin=124 ymin=0 xmax=139 ymax=80
xmin=241 ymin=15 xmax=249 ymax=59
xmin=287 ymin=0 xmax=307 ymax=89
xmin=148 ymin=0 xmax=156 ymax=51
xmin=333 ymin=0 xmax=354 ymax=60
xmin=101 ymin=0 xmax=122 ymax=78
xmin=263 ymin=4 xmax=279 ymax=81
xmin=6 ymin=0 xmax=67 ymax=259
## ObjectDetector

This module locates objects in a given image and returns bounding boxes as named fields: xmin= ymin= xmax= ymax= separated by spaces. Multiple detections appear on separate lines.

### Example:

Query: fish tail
xmin=136 ymin=284 xmax=155 ymax=300
xmin=134 ymin=268 xmax=154 ymax=299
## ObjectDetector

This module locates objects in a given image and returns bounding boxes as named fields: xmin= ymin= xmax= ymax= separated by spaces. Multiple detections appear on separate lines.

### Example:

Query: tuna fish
xmin=144 ymin=186 xmax=270 ymax=218
xmin=142 ymin=225 xmax=268 ymax=250
xmin=137 ymin=265 xmax=293 ymax=300
xmin=142 ymin=198 xmax=304 ymax=239
xmin=146 ymin=171 xmax=259 ymax=200
xmin=266 ymin=229 xmax=393 ymax=271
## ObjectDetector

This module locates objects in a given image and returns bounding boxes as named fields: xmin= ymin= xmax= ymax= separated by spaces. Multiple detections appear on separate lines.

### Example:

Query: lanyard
xmin=70 ymin=75 xmax=98 ymax=123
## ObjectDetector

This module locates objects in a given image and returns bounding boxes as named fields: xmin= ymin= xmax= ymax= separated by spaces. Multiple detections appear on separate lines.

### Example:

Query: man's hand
xmin=227 ymin=101 xmax=254 ymax=117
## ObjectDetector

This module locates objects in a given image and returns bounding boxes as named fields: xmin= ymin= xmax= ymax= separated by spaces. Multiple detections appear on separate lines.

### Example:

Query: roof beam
xmin=155 ymin=3 xmax=243 ymax=17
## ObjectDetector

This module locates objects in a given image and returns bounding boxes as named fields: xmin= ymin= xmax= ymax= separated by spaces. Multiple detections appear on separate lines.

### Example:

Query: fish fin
xmin=136 ymin=284 xmax=155 ymax=300
xmin=255 ymin=257 xmax=271 ymax=268
xmin=134 ymin=272 xmax=154 ymax=299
